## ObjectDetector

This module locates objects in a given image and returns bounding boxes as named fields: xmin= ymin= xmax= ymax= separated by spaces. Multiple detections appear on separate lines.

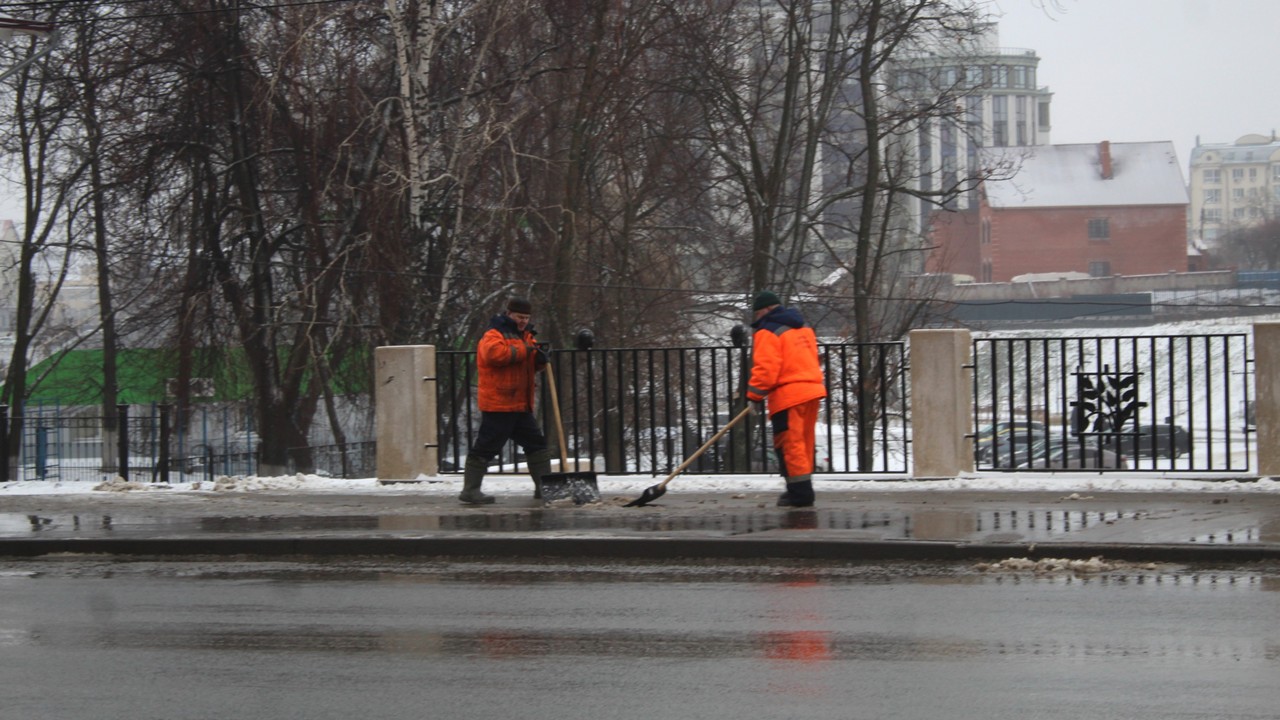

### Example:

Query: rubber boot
xmin=526 ymin=448 xmax=556 ymax=500
xmin=459 ymin=456 xmax=495 ymax=505
xmin=777 ymin=475 xmax=815 ymax=507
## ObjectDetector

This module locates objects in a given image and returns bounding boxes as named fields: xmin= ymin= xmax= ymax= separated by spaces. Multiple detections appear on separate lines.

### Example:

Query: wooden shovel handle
xmin=543 ymin=362 xmax=570 ymax=465
xmin=660 ymin=405 xmax=754 ymax=489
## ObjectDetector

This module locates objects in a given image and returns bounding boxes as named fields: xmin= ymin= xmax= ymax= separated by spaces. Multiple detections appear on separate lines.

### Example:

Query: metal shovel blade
xmin=623 ymin=483 xmax=667 ymax=507
xmin=540 ymin=471 xmax=601 ymax=505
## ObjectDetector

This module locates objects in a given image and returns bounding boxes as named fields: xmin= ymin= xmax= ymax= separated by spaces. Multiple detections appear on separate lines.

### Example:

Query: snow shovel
xmin=539 ymin=361 xmax=601 ymax=505
xmin=625 ymin=405 xmax=753 ymax=507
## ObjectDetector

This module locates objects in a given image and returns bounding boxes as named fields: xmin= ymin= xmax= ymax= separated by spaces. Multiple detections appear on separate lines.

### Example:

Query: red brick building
xmin=929 ymin=141 xmax=1190 ymax=282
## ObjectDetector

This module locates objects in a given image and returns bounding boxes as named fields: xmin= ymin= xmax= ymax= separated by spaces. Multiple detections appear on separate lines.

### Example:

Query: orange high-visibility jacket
xmin=746 ymin=306 xmax=827 ymax=414
xmin=477 ymin=315 xmax=542 ymax=412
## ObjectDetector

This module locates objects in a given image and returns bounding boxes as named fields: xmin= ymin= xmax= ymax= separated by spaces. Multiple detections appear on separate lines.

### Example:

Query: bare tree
xmin=0 ymin=10 xmax=96 ymax=473
xmin=1215 ymin=218 xmax=1280 ymax=271
xmin=676 ymin=0 xmax=1007 ymax=468
xmin=102 ymin=1 xmax=402 ymax=474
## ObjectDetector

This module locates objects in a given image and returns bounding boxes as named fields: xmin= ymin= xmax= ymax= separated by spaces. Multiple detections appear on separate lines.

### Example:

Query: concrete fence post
xmin=375 ymin=345 xmax=439 ymax=481
xmin=1254 ymin=323 xmax=1280 ymax=477
xmin=909 ymin=329 xmax=974 ymax=479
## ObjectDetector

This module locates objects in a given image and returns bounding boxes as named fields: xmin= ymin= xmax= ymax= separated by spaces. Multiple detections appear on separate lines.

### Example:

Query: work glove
xmin=534 ymin=342 xmax=551 ymax=365
xmin=747 ymin=398 xmax=764 ymax=415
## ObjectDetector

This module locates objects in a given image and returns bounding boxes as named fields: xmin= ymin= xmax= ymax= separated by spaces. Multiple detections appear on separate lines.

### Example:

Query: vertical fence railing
xmin=972 ymin=334 xmax=1252 ymax=472
xmin=437 ymin=342 xmax=908 ymax=476
xmin=0 ymin=403 xmax=259 ymax=482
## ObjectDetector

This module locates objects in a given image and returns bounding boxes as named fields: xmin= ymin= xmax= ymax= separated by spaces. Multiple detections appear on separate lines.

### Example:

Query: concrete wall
xmin=944 ymin=270 xmax=1235 ymax=302
xmin=375 ymin=345 xmax=439 ymax=481
xmin=909 ymin=329 xmax=974 ymax=478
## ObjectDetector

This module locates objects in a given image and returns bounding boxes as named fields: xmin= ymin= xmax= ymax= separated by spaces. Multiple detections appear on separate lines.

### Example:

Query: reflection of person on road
xmin=745 ymin=291 xmax=827 ymax=507
xmin=460 ymin=297 xmax=555 ymax=504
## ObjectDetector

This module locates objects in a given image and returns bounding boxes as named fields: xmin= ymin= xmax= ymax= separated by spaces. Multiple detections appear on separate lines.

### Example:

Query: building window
xmin=1087 ymin=217 xmax=1110 ymax=240
xmin=1233 ymin=188 xmax=1245 ymax=201
xmin=992 ymin=96 xmax=1008 ymax=147
xmin=981 ymin=218 xmax=991 ymax=245
xmin=1204 ymin=169 xmax=1221 ymax=183
xmin=1273 ymin=165 xmax=1280 ymax=181
xmin=1249 ymin=168 xmax=1258 ymax=181
xmin=1015 ymin=96 xmax=1027 ymax=145
xmin=1204 ymin=188 xmax=1221 ymax=204
xmin=1203 ymin=208 xmax=1222 ymax=223
xmin=1232 ymin=168 xmax=1244 ymax=182
xmin=1038 ymin=101 xmax=1050 ymax=131
xmin=1088 ymin=261 xmax=1111 ymax=277
xmin=1233 ymin=207 xmax=1245 ymax=220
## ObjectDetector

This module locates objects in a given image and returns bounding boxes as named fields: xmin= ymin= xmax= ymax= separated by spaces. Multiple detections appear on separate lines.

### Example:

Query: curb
xmin=1 ymin=536 xmax=1276 ymax=563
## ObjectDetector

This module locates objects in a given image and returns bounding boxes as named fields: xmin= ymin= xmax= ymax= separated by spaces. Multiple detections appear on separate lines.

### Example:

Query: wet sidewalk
xmin=1 ymin=482 xmax=1278 ymax=563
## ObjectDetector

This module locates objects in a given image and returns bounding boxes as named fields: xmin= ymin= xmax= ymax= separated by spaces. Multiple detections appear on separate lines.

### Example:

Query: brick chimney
xmin=1099 ymin=140 xmax=1113 ymax=180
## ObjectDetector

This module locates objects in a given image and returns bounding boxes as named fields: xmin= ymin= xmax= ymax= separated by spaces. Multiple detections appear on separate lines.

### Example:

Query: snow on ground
xmin=0 ymin=471 xmax=1277 ymax=497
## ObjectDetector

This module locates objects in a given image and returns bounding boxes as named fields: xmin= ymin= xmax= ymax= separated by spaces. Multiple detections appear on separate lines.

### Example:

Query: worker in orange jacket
xmin=461 ymin=297 xmax=555 ymax=504
xmin=746 ymin=291 xmax=827 ymax=507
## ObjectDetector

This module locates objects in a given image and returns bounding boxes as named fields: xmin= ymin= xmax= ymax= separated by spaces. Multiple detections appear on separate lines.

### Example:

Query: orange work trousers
xmin=770 ymin=397 xmax=821 ymax=478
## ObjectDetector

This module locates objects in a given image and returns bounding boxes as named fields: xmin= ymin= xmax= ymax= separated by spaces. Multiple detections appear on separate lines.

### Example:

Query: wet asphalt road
xmin=0 ymin=557 xmax=1276 ymax=720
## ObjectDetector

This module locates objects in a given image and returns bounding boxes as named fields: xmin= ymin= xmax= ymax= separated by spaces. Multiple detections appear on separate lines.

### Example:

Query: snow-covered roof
xmin=984 ymin=141 xmax=1188 ymax=209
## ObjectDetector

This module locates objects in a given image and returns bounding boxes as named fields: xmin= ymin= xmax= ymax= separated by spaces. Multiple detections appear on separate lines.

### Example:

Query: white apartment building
xmin=891 ymin=24 xmax=1053 ymax=234
xmin=1187 ymin=133 xmax=1280 ymax=249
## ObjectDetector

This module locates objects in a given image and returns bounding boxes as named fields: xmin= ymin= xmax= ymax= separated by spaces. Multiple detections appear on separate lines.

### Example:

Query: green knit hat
xmin=752 ymin=290 xmax=781 ymax=311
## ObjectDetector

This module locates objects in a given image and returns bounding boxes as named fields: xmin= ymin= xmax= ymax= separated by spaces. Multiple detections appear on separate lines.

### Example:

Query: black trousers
xmin=468 ymin=411 xmax=548 ymax=462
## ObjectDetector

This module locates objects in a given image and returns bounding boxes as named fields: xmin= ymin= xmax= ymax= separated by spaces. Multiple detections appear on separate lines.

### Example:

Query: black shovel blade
xmin=541 ymin=471 xmax=601 ymax=505
xmin=624 ymin=483 xmax=666 ymax=507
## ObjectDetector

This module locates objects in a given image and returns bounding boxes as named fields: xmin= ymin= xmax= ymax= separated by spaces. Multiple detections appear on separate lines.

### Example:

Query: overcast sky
xmin=988 ymin=0 xmax=1280 ymax=176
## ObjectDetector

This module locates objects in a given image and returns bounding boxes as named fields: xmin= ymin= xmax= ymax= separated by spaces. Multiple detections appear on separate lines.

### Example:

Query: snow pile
xmin=975 ymin=556 xmax=1160 ymax=574
xmin=92 ymin=477 xmax=166 ymax=492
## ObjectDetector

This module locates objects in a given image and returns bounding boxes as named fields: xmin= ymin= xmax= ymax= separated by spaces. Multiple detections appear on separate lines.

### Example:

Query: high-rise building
xmin=891 ymin=23 xmax=1053 ymax=233
xmin=1187 ymin=133 xmax=1280 ymax=249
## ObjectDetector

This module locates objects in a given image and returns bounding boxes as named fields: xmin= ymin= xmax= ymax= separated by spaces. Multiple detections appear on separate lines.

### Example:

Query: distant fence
xmin=0 ymin=404 xmax=259 ymax=483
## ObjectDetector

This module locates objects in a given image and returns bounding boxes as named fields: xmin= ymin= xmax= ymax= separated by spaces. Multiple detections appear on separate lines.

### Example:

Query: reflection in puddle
xmin=0 ymin=504 xmax=1268 ymax=546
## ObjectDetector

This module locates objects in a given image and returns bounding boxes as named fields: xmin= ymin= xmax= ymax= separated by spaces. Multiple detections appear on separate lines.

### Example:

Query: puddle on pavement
xmin=0 ymin=507 xmax=1268 ymax=544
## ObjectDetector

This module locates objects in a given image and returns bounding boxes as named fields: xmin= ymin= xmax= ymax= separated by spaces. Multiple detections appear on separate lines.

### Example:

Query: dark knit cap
xmin=507 ymin=297 xmax=532 ymax=314
xmin=752 ymin=290 xmax=781 ymax=311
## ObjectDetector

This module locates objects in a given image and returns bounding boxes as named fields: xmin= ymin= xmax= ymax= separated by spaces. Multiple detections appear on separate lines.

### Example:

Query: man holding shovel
xmin=460 ymin=297 xmax=557 ymax=504
xmin=746 ymin=291 xmax=827 ymax=507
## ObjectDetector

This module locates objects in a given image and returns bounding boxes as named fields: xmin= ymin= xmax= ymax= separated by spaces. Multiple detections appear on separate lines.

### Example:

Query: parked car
xmin=975 ymin=421 xmax=1047 ymax=461
xmin=1116 ymin=424 xmax=1191 ymax=459
xmin=987 ymin=436 xmax=1069 ymax=469
xmin=1017 ymin=440 xmax=1128 ymax=470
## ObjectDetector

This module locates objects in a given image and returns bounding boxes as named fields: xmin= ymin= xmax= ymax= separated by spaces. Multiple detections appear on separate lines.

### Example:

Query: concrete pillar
xmin=375 ymin=345 xmax=439 ymax=481
xmin=1254 ymin=323 xmax=1280 ymax=477
xmin=909 ymin=329 xmax=973 ymax=478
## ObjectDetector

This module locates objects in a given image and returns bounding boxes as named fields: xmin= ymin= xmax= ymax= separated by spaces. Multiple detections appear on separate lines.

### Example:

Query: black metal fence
xmin=972 ymin=334 xmax=1253 ymax=472
xmin=437 ymin=342 xmax=910 ymax=476
xmin=2 ymin=333 xmax=1255 ymax=481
